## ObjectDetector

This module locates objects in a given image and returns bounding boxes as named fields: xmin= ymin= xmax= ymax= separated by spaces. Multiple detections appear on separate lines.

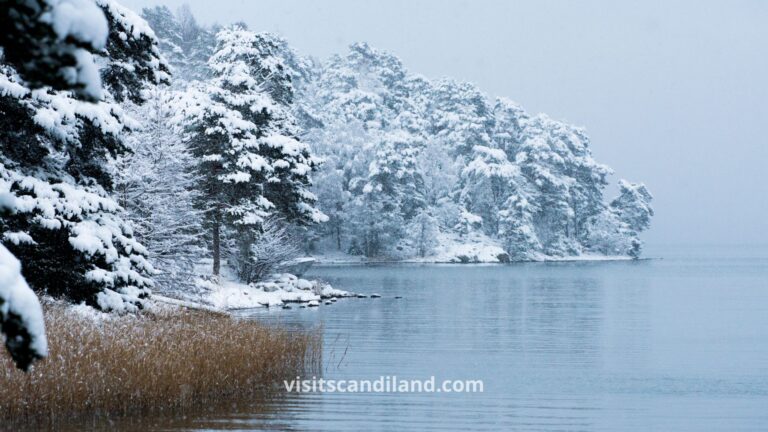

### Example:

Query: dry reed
xmin=0 ymin=302 xmax=321 ymax=428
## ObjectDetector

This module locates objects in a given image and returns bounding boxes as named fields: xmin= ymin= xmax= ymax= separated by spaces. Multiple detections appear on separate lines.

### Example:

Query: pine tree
xmin=498 ymin=191 xmax=541 ymax=260
xmin=141 ymin=6 xmax=185 ymax=75
xmin=142 ymin=4 xmax=215 ymax=83
xmin=346 ymin=131 xmax=425 ymax=257
xmin=408 ymin=210 xmax=440 ymax=258
xmin=583 ymin=180 xmax=653 ymax=258
xmin=610 ymin=180 xmax=654 ymax=258
xmin=0 ymin=0 xmax=168 ymax=312
xmin=0 ymin=203 xmax=47 ymax=371
xmin=179 ymin=25 xmax=324 ymax=280
xmin=458 ymin=145 xmax=518 ymax=236
xmin=96 ymin=0 xmax=170 ymax=104
xmin=611 ymin=180 xmax=654 ymax=232
xmin=429 ymin=79 xmax=494 ymax=158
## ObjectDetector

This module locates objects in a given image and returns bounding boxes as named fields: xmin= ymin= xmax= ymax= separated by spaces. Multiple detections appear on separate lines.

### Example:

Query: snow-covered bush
xmin=228 ymin=218 xmax=301 ymax=284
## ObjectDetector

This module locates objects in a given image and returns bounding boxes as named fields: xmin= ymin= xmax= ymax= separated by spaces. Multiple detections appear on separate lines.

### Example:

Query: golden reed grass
xmin=0 ymin=303 xmax=321 ymax=427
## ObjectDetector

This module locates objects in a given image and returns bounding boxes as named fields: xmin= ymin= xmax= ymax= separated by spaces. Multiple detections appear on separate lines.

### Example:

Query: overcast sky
xmin=122 ymin=0 xmax=768 ymax=247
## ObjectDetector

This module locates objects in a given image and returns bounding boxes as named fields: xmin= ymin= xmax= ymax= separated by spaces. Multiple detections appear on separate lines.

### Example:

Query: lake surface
xmin=147 ymin=245 xmax=768 ymax=431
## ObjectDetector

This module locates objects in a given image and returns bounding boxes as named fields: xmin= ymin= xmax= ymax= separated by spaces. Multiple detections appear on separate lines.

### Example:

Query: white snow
xmin=38 ymin=0 xmax=109 ymax=99
xmin=200 ymin=272 xmax=351 ymax=310
xmin=67 ymin=301 xmax=113 ymax=321
xmin=3 ymin=231 xmax=36 ymax=246
xmin=426 ymin=232 xmax=508 ymax=263
xmin=45 ymin=0 xmax=109 ymax=49
xmin=0 ymin=245 xmax=48 ymax=360
xmin=1 ymin=165 xmax=154 ymax=312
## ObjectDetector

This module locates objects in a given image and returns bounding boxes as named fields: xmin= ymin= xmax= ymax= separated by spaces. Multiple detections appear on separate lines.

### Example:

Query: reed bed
xmin=0 ymin=303 xmax=321 ymax=428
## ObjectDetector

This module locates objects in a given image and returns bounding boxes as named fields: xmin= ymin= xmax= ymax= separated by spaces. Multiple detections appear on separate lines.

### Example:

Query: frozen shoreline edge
xmin=150 ymin=256 xmax=656 ymax=313
xmin=311 ymin=255 xmax=656 ymax=265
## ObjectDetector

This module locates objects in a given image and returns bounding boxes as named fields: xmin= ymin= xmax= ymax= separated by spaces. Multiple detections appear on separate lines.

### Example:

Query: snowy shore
xmin=313 ymin=255 xmax=633 ymax=265
xmin=153 ymin=250 xmax=633 ymax=313
xmin=311 ymin=246 xmax=633 ymax=265
xmin=195 ymin=273 xmax=353 ymax=310
xmin=309 ymin=231 xmax=635 ymax=265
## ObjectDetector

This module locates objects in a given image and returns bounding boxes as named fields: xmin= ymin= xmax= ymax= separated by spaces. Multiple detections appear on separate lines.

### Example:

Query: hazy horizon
xmin=121 ymin=0 xmax=768 ymax=247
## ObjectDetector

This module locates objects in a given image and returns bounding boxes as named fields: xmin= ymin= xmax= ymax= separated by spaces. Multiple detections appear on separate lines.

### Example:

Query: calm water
xmin=136 ymin=246 xmax=768 ymax=430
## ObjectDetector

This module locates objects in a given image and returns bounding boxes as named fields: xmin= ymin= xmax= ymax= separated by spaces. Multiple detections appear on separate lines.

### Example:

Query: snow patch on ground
xmin=66 ymin=301 xmax=114 ymax=321
xmin=529 ymin=252 xmax=633 ymax=262
xmin=421 ymin=232 xmax=507 ymax=263
xmin=199 ymin=273 xmax=352 ymax=310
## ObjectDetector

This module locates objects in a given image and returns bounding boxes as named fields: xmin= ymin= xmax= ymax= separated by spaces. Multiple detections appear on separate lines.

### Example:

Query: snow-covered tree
xmin=583 ymin=210 xmax=633 ymax=257
xmin=96 ymin=0 xmax=170 ymax=104
xmin=0 ymin=0 xmax=108 ymax=370
xmin=610 ymin=180 xmax=654 ymax=258
xmin=344 ymin=131 xmax=426 ymax=257
xmin=407 ymin=210 xmax=440 ymax=258
xmin=310 ymin=164 xmax=347 ymax=251
xmin=494 ymin=113 xmax=609 ymax=256
xmin=113 ymin=87 xmax=204 ymax=293
xmin=498 ymin=191 xmax=541 ymax=260
xmin=0 ymin=0 xmax=167 ymax=311
xmin=429 ymin=79 xmax=494 ymax=158
xmin=176 ymin=82 xmax=262 ymax=277
xmin=583 ymin=181 xmax=653 ymax=258
xmin=459 ymin=145 xmax=518 ymax=235
xmin=0 ymin=169 xmax=153 ymax=310
xmin=178 ymin=25 xmax=324 ymax=279
xmin=140 ymin=6 xmax=185 ymax=75
xmin=141 ymin=4 xmax=214 ymax=83
xmin=611 ymin=180 xmax=654 ymax=233
xmin=234 ymin=217 xmax=301 ymax=283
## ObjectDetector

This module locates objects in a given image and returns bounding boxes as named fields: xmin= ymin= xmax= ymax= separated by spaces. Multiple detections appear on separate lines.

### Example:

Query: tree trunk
xmin=212 ymin=214 xmax=221 ymax=277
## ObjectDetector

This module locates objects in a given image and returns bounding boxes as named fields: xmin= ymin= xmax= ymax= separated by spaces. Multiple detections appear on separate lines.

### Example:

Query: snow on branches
xmin=1 ymin=167 xmax=153 ymax=312
xmin=0 ymin=0 xmax=109 ymax=101
xmin=0 ymin=0 xmax=167 ymax=314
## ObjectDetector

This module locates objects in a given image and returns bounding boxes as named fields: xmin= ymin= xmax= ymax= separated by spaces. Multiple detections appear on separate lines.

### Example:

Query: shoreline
xmin=311 ymin=255 xmax=652 ymax=266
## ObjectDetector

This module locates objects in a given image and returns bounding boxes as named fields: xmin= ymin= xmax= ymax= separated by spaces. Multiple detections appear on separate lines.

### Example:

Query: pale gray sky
xmin=122 ymin=0 xmax=768 ymax=246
